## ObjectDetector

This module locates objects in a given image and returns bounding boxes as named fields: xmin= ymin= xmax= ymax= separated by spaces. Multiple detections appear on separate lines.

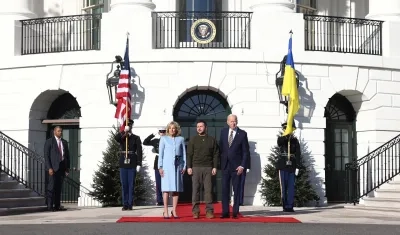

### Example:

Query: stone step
xmin=0 ymin=205 xmax=48 ymax=216
xmin=0 ymin=197 xmax=45 ymax=209
xmin=345 ymin=204 xmax=400 ymax=213
xmin=375 ymin=188 xmax=400 ymax=198
xmin=0 ymin=181 xmax=24 ymax=190
xmin=0 ymin=189 xmax=35 ymax=198
xmin=378 ymin=181 xmax=400 ymax=190
xmin=0 ymin=172 xmax=10 ymax=181
xmin=363 ymin=197 xmax=400 ymax=208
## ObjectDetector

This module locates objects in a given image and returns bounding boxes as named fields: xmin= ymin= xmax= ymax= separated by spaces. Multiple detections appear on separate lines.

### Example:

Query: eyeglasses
xmin=159 ymin=130 xmax=166 ymax=133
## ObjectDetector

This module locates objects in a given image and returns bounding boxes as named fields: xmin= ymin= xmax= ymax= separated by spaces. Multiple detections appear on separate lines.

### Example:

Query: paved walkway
xmin=1 ymin=204 xmax=400 ymax=225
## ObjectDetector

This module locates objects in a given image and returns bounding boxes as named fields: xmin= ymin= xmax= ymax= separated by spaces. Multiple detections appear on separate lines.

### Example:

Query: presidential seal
xmin=190 ymin=19 xmax=216 ymax=44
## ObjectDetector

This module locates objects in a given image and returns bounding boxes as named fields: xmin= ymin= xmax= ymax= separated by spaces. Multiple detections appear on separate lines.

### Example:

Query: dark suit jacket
xmin=219 ymin=127 xmax=250 ymax=171
xmin=44 ymin=136 xmax=70 ymax=172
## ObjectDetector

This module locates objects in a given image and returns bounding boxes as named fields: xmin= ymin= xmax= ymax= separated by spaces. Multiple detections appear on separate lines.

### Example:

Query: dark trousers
xmin=192 ymin=167 xmax=213 ymax=213
xmin=154 ymin=169 xmax=162 ymax=203
xmin=46 ymin=161 xmax=65 ymax=209
xmin=239 ymin=169 xmax=247 ymax=205
xmin=279 ymin=170 xmax=295 ymax=209
xmin=222 ymin=169 xmax=241 ymax=216
xmin=120 ymin=168 xmax=136 ymax=207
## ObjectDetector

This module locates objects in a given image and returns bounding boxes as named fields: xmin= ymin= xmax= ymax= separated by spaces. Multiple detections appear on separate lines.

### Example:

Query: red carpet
xmin=116 ymin=203 xmax=300 ymax=223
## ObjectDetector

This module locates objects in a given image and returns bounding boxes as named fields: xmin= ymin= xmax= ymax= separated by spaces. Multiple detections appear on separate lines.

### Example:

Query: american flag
xmin=114 ymin=38 xmax=132 ymax=132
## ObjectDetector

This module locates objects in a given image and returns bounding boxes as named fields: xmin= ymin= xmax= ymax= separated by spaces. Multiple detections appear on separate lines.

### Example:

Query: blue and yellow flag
xmin=281 ymin=34 xmax=300 ymax=136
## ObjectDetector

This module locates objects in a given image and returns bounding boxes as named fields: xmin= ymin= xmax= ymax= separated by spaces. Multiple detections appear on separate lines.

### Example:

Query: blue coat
xmin=158 ymin=136 xmax=187 ymax=192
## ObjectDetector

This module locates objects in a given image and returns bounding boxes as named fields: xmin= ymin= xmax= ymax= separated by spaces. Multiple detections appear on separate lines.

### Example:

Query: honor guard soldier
xmin=115 ymin=119 xmax=143 ymax=211
xmin=277 ymin=121 xmax=301 ymax=212
xmin=143 ymin=127 xmax=166 ymax=206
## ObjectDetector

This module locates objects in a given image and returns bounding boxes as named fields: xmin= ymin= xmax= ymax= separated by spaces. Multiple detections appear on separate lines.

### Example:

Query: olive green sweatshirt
xmin=187 ymin=135 xmax=219 ymax=169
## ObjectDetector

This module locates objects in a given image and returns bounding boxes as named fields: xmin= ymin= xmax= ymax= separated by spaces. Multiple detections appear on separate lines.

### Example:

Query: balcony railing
xmin=304 ymin=15 xmax=383 ymax=55
xmin=20 ymin=14 xmax=102 ymax=55
xmin=153 ymin=11 xmax=252 ymax=49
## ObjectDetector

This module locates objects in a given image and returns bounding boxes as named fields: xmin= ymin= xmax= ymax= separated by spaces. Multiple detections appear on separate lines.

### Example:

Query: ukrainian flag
xmin=281 ymin=34 xmax=300 ymax=136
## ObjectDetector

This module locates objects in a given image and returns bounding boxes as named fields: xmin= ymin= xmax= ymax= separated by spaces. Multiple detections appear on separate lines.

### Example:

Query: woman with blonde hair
xmin=158 ymin=121 xmax=186 ymax=219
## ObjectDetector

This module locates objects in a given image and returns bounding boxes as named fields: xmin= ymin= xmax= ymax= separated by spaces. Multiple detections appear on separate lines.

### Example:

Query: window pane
xmin=335 ymin=157 xmax=342 ymax=171
xmin=341 ymin=129 xmax=349 ymax=143
xmin=342 ymin=143 xmax=349 ymax=157
xmin=335 ymin=143 xmax=341 ymax=156
xmin=334 ymin=129 xmax=341 ymax=142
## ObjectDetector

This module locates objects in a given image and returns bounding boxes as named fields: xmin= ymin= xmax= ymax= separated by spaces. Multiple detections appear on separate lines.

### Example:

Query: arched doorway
xmin=173 ymin=88 xmax=231 ymax=203
xmin=324 ymin=93 xmax=357 ymax=202
xmin=43 ymin=93 xmax=81 ymax=203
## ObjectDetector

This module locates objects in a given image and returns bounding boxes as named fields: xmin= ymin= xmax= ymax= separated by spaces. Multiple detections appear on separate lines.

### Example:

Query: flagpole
xmin=125 ymin=32 xmax=130 ymax=162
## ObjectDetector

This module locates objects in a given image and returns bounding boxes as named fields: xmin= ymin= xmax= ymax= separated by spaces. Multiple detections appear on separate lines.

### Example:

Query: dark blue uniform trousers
xmin=154 ymin=169 xmax=162 ymax=203
xmin=120 ymin=168 xmax=136 ymax=207
xmin=279 ymin=170 xmax=295 ymax=209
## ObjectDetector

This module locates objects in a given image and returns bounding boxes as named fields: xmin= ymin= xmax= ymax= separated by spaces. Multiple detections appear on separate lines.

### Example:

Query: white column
xmin=250 ymin=0 xmax=295 ymax=13
xmin=101 ymin=0 xmax=156 ymax=53
xmin=110 ymin=0 xmax=156 ymax=13
xmin=366 ymin=0 xmax=400 ymax=21
xmin=0 ymin=0 xmax=36 ymax=57
xmin=0 ymin=0 xmax=36 ymax=19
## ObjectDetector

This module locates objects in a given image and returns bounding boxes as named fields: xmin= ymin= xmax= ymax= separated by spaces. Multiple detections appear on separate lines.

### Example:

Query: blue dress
xmin=158 ymin=136 xmax=186 ymax=192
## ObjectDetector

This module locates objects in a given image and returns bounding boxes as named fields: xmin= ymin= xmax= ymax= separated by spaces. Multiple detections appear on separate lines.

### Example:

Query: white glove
xmin=295 ymin=168 xmax=299 ymax=176
xmin=136 ymin=166 xmax=141 ymax=172
xmin=124 ymin=126 xmax=130 ymax=132
xmin=246 ymin=169 xmax=250 ymax=173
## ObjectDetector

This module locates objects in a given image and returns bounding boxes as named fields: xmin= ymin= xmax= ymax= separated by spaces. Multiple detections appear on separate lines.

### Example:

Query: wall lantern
xmin=275 ymin=55 xmax=300 ymax=113
xmin=106 ymin=55 xmax=123 ymax=106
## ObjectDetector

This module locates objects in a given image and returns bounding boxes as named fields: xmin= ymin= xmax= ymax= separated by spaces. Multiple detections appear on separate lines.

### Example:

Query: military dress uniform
xmin=142 ymin=128 xmax=165 ymax=206
xmin=114 ymin=119 xmax=143 ymax=210
xmin=276 ymin=122 xmax=301 ymax=212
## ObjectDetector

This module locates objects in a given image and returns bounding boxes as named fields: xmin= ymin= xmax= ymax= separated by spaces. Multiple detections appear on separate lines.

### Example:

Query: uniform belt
xmin=119 ymin=151 xmax=135 ymax=154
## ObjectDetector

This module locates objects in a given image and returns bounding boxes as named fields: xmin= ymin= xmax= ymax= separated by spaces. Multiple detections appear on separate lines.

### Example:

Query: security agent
xmin=114 ymin=119 xmax=143 ymax=211
xmin=276 ymin=121 xmax=301 ymax=212
xmin=143 ymin=127 xmax=166 ymax=206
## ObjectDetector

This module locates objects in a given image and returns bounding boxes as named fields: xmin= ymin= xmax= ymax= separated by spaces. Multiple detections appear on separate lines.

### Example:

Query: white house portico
xmin=1 ymin=0 xmax=400 ymax=209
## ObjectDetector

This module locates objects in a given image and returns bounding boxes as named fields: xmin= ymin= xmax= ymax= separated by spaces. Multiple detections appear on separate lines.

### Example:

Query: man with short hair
xmin=277 ymin=121 xmax=300 ymax=212
xmin=44 ymin=126 xmax=70 ymax=212
xmin=143 ymin=127 xmax=166 ymax=206
xmin=219 ymin=114 xmax=250 ymax=219
xmin=187 ymin=120 xmax=219 ymax=219
xmin=115 ymin=119 xmax=143 ymax=211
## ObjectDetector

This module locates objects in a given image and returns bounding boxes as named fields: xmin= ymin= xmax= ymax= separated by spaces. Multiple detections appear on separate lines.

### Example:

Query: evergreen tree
xmin=90 ymin=126 xmax=154 ymax=207
xmin=260 ymin=132 xmax=320 ymax=207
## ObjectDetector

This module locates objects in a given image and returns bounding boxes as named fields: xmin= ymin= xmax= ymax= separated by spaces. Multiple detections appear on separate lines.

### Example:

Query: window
xmin=296 ymin=0 xmax=317 ymax=15
xmin=82 ymin=0 xmax=107 ymax=14
xmin=178 ymin=0 xmax=222 ymax=12
xmin=82 ymin=0 xmax=105 ymax=50
xmin=177 ymin=0 xmax=223 ymax=44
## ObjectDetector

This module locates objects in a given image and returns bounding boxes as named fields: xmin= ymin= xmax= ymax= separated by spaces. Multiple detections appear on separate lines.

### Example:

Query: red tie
xmin=58 ymin=140 xmax=62 ymax=160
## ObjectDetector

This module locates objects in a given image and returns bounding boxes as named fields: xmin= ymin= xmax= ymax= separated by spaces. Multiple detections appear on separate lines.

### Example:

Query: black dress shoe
xmin=128 ymin=206 xmax=133 ymax=210
xmin=287 ymin=208 xmax=295 ymax=212
xmin=220 ymin=214 xmax=230 ymax=219
xmin=54 ymin=207 xmax=67 ymax=211
xmin=232 ymin=215 xmax=238 ymax=219
xmin=122 ymin=206 xmax=128 ymax=211
xmin=156 ymin=203 xmax=164 ymax=206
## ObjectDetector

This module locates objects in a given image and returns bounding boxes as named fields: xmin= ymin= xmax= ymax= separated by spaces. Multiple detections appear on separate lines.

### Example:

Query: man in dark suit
xmin=115 ymin=119 xmax=143 ymax=211
xmin=44 ymin=126 xmax=70 ymax=211
xmin=219 ymin=114 xmax=250 ymax=219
